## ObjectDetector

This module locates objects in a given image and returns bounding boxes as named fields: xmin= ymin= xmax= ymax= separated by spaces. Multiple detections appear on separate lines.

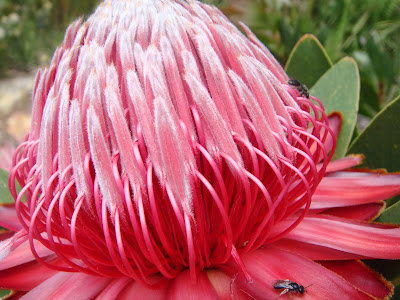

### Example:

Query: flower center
xmin=8 ymin=0 xmax=335 ymax=284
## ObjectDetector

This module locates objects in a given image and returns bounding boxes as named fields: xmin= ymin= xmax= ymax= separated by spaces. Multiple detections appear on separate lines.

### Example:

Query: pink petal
xmin=184 ymin=72 xmax=243 ymax=166
xmin=106 ymin=73 xmax=145 ymax=188
xmin=158 ymin=36 xmax=196 ymax=140
xmin=126 ymin=69 xmax=161 ymax=169
xmin=325 ymin=112 xmax=342 ymax=153
xmin=311 ymin=172 xmax=400 ymax=209
xmin=320 ymin=202 xmax=385 ymax=221
xmin=206 ymin=269 xmax=233 ymax=300
xmin=0 ymin=234 xmax=20 ymax=264
xmin=191 ymin=31 xmax=247 ymax=139
xmin=0 ymin=206 xmax=21 ymax=231
xmin=117 ymin=277 xmax=167 ymax=300
xmin=271 ymin=238 xmax=366 ymax=260
xmin=154 ymin=96 xmax=196 ymax=210
xmin=69 ymin=101 xmax=92 ymax=198
xmin=167 ymin=269 xmax=219 ymax=300
xmin=87 ymin=105 xmax=123 ymax=213
xmin=0 ymin=258 xmax=58 ymax=290
xmin=325 ymin=155 xmax=363 ymax=173
xmin=95 ymin=278 xmax=131 ymax=300
xmin=239 ymin=22 xmax=287 ymax=82
xmin=0 ymin=238 xmax=53 ymax=270
xmin=286 ymin=215 xmax=400 ymax=259
xmin=0 ymin=142 xmax=17 ymax=171
xmin=320 ymin=260 xmax=393 ymax=299
xmin=228 ymin=70 xmax=282 ymax=162
xmin=57 ymin=75 xmax=73 ymax=173
xmin=0 ymin=234 xmax=56 ymax=291
xmin=30 ymin=68 xmax=48 ymax=140
xmin=37 ymin=87 xmax=59 ymax=191
xmin=20 ymin=272 xmax=112 ymax=300
xmin=233 ymin=247 xmax=375 ymax=299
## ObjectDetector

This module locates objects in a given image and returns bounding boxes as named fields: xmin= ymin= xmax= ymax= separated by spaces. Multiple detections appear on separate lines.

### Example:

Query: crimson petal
xmin=233 ymin=248 xmax=377 ymax=299
xmin=0 ymin=206 xmax=21 ymax=231
xmin=311 ymin=172 xmax=400 ymax=209
xmin=20 ymin=272 xmax=112 ymax=300
xmin=0 ymin=259 xmax=58 ymax=291
xmin=167 ymin=270 xmax=219 ymax=300
xmin=286 ymin=215 xmax=400 ymax=259
xmin=320 ymin=260 xmax=393 ymax=299
xmin=320 ymin=202 xmax=385 ymax=221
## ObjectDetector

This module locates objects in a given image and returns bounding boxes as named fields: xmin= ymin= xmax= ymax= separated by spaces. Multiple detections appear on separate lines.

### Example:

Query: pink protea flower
xmin=1 ymin=0 xmax=400 ymax=298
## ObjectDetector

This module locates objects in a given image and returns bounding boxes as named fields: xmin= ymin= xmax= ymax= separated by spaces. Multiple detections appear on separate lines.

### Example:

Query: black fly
xmin=287 ymin=78 xmax=309 ymax=99
xmin=273 ymin=279 xmax=311 ymax=298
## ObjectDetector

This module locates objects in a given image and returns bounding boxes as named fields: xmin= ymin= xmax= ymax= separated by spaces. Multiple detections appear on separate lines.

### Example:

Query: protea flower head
xmin=1 ymin=0 xmax=400 ymax=299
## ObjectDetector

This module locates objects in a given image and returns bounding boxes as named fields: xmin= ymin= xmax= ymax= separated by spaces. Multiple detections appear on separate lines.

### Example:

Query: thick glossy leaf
xmin=377 ymin=199 xmax=400 ymax=224
xmin=311 ymin=57 xmax=360 ymax=159
xmin=285 ymin=34 xmax=332 ymax=88
xmin=0 ymin=290 xmax=11 ymax=298
xmin=348 ymin=95 xmax=400 ymax=172
xmin=0 ymin=169 xmax=13 ymax=204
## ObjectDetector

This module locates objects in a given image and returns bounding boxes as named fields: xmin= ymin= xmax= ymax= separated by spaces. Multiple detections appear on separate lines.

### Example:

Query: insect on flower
xmin=273 ymin=279 xmax=312 ymax=298
xmin=287 ymin=78 xmax=310 ymax=98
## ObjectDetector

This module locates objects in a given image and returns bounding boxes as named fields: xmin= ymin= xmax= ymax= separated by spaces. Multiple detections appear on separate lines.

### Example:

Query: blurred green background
xmin=0 ymin=0 xmax=99 ymax=75
xmin=1 ymin=0 xmax=399 ymax=120
xmin=216 ymin=0 xmax=400 ymax=119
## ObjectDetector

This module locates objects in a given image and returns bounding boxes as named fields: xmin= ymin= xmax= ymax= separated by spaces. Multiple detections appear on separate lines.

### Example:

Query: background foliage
xmin=0 ymin=0 xmax=99 ymax=76
xmin=1 ymin=0 xmax=399 ymax=120
xmin=216 ymin=0 xmax=400 ymax=117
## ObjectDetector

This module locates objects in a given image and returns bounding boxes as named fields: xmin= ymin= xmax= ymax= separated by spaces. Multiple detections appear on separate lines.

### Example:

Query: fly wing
xmin=273 ymin=280 xmax=291 ymax=289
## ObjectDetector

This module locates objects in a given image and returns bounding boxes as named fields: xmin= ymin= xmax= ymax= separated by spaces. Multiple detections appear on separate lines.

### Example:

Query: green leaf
xmin=377 ymin=199 xmax=400 ymax=224
xmin=0 ymin=290 xmax=11 ymax=298
xmin=323 ymin=0 xmax=350 ymax=60
xmin=348 ymin=95 xmax=400 ymax=172
xmin=285 ymin=34 xmax=332 ymax=88
xmin=0 ymin=169 xmax=14 ymax=204
xmin=366 ymin=38 xmax=394 ymax=83
xmin=310 ymin=57 xmax=360 ymax=160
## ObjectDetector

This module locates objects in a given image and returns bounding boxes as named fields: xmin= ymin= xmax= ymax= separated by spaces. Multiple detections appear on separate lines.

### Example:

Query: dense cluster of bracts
xmin=8 ymin=0 xmax=334 ymax=284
